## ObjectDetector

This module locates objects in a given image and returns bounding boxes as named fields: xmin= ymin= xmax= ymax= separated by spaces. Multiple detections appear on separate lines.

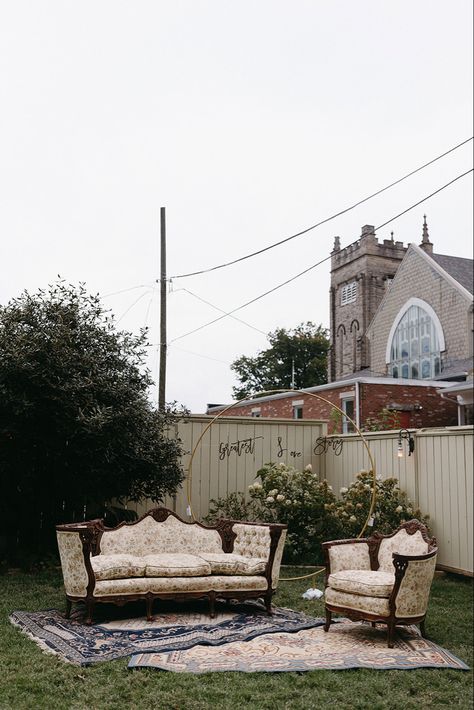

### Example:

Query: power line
xmin=103 ymin=284 xmax=153 ymax=298
xmin=170 ymin=136 xmax=473 ymax=279
xmin=170 ymin=168 xmax=473 ymax=343
xmin=115 ymin=289 xmax=154 ymax=324
xmin=178 ymin=287 xmax=267 ymax=336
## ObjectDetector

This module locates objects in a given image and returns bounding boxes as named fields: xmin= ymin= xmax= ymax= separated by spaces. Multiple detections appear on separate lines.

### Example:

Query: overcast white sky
xmin=0 ymin=1 xmax=472 ymax=412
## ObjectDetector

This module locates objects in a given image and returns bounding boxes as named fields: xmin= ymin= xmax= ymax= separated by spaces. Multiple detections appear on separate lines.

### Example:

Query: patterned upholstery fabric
xmin=144 ymin=554 xmax=211 ymax=577
xmin=91 ymin=554 xmax=146 ymax=581
xmin=377 ymin=530 xmax=428 ymax=572
xmin=271 ymin=530 xmax=287 ymax=588
xmin=56 ymin=531 xmax=89 ymax=597
xmin=93 ymin=574 xmax=268 ymax=597
xmin=197 ymin=553 xmax=266 ymax=575
xmin=328 ymin=570 xmax=395 ymax=598
xmin=325 ymin=587 xmax=390 ymax=617
xmin=233 ymin=524 xmax=271 ymax=559
xmin=99 ymin=515 xmax=223 ymax=557
xmin=328 ymin=542 xmax=371 ymax=574
xmin=395 ymin=555 xmax=437 ymax=617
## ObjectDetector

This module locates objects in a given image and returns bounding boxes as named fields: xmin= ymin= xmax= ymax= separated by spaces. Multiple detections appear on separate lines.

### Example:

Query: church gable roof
xmin=431 ymin=253 xmax=473 ymax=294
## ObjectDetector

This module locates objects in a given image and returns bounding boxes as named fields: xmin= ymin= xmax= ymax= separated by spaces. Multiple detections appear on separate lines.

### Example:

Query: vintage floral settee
xmin=322 ymin=519 xmax=438 ymax=647
xmin=56 ymin=508 xmax=287 ymax=624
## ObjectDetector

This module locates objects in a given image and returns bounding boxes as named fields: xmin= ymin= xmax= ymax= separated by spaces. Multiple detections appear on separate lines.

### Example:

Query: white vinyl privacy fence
xmin=128 ymin=417 xmax=473 ymax=576
xmin=323 ymin=426 xmax=473 ymax=576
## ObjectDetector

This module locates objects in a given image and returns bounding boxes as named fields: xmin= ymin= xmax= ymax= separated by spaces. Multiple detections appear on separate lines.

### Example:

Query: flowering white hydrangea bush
xmin=205 ymin=468 xmax=429 ymax=563
xmin=247 ymin=462 xmax=341 ymax=563
xmin=332 ymin=471 xmax=429 ymax=536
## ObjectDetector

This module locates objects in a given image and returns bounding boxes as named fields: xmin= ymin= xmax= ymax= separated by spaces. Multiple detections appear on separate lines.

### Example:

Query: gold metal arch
xmin=185 ymin=389 xmax=377 ymax=582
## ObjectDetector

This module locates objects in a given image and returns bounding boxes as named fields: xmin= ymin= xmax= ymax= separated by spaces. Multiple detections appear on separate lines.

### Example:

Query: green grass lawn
xmin=0 ymin=568 xmax=472 ymax=710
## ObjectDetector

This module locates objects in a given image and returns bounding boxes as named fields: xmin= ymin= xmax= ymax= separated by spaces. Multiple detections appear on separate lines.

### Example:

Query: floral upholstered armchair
xmin=322 ymin=520 xmax=437 ymax=647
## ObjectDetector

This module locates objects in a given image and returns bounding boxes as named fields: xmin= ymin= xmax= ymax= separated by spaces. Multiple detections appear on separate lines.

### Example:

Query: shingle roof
xmin=431 ymin=253 xmax=473 ymax=294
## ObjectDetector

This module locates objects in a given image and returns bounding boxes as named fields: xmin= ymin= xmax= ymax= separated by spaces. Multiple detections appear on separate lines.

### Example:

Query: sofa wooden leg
xmin=387 ymin=620 xmax=395 ymax=648
xmin=209 ymin=592 xmax=216 ymax=618
xmin=85 ymin=600 xmax=94 ymax=625
xmin=324 ymin=608 xmax=332 ymax=632
xmin=264 ymin=592 xmax=273 ymax=616
xmin=146 ymin=596 xmax=154 ymax=621
xmin=420 ymin=618 xmax=426 ymax=637
xmin=65 ymin=598 xmax=72 ymax=619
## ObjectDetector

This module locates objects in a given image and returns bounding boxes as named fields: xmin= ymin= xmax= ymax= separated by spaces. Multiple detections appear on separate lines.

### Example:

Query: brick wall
xmin=359 ymin=383 xmax=458 ymax=428
xmin=208 ymin=381 xmax=458 ymax=430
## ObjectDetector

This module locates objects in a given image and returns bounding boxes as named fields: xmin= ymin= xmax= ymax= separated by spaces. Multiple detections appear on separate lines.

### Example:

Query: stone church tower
xmin=328 ymin=224 xmax=407 ymax=381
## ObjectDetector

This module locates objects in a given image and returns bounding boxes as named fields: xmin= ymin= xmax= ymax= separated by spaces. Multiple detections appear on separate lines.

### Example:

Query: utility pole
xmin=158 ymin=206 xmax=167 ymax=411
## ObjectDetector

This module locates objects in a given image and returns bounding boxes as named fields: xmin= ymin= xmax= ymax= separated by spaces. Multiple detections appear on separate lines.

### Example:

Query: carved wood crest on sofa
xmin=322 ymin=519 xmax=438 ymax=647
xmin=56 ymin=508 xmax=287 ymax=624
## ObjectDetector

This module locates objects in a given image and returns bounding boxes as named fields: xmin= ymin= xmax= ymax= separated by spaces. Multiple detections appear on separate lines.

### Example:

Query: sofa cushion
xmin=328 ymin=569 xmax=395 ymax=598
xmin=91 ymin=554 xmax=146 ymax=581
xmin=93 ymin=574 xmax=268 ymax=597
xmin=144 ymin=553 xmax=211 ymax=577
xmin=197 ymin=552 xmax=267 ymax=575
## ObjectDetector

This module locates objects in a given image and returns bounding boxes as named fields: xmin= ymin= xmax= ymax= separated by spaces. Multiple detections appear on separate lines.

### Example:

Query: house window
xmin=389 ymin=305 xmax=441 ymax=380
xmin=341 ymin=398 xmax=355 ymax=433
xmin=251 ymin=408 xmax=261 ymax=418
xmin=292 ymin=400 xmax=304 ymax=419
xmin=341 ymin=281 xmax=357 ymax=305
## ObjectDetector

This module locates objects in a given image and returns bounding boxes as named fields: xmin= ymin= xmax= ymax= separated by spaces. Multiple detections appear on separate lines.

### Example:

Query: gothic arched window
xmin=388 ymin=302 xmax=442 ymax=380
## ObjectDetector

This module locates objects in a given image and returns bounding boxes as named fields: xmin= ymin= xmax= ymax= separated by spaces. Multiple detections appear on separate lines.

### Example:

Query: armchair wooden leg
xmin=324 ymin=608 xmax=332 ymax=632
xmin=420 ymin=618 xmax=426 ymax=637
xmin=65 ymin=598 xmax=72 ymax=619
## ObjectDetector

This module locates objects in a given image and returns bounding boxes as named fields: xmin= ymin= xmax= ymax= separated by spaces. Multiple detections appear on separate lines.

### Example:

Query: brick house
xmin=206 ymin=376 xmax=458 ymax=431
xmin=208 ymin=219 xmax=472 ymax=430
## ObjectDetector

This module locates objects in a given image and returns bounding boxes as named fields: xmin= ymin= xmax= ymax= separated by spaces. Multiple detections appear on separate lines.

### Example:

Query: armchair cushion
xmin=328 ymin=570 xmax=395 ymax=598
xmin=325 ymin=587 xmax=390 ymax=617
xmin=197 ymin=552 xmax=267 ymax=575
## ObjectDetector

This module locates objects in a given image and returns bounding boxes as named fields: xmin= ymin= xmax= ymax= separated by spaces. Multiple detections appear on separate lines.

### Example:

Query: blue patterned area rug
xmin=9 ymin=600 xmax=323 ymax=666
xmin=129 ymin=622 xmax=469 ymax=673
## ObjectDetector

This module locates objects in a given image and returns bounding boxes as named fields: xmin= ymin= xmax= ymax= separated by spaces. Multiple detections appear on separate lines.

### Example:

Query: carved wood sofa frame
xmin=322 ymin=520 xmax=438 ymax=648
xmin=56 ymin=507 xmax=287 ymax=624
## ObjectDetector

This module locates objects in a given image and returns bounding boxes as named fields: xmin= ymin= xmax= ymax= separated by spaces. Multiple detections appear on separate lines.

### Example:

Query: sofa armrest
xmin=391 ymin=549 xmax=438 ymax=618
xmin=322 ymin=538 xmax=371 ymax=578
xmin=56 ymin=522 xmax=101 ymax=598
xmin=226 ymin=520 xmax=287 ymax=589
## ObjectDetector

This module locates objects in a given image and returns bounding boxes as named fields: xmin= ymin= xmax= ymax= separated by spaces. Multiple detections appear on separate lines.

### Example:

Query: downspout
xmin=355 ymin=380 xmax=360 ymax=429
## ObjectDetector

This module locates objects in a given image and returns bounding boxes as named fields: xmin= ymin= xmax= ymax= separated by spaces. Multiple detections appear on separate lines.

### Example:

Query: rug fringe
xmin=9 ymin=615 xmax=76 ymax=665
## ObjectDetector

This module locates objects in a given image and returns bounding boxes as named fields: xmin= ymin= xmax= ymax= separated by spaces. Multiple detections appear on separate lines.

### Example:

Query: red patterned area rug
xmin=129 ymin=621 xmax=469 ymax=673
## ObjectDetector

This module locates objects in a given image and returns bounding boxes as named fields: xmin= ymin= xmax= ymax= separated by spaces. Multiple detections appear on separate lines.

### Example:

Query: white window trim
xmin=341 ymin=396 xmax=355 ymax=434
xmin=385 ymin=297 xmax=446 ymax=364
xmin=292 ymin=399 xmax=304 ymax=406
xmin=251 ymin=407 xmax=261 ymax=416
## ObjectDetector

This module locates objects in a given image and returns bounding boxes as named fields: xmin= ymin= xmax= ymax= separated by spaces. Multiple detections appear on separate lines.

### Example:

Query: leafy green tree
xmin=231 ymin=322 xmax=329 ymax=399
xmin=0 ymin=281 xmax=185 ymax=562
